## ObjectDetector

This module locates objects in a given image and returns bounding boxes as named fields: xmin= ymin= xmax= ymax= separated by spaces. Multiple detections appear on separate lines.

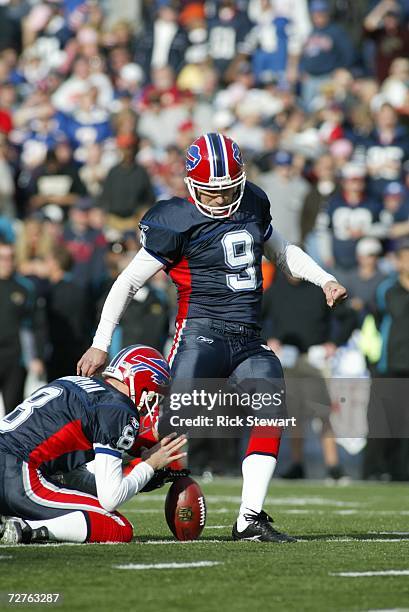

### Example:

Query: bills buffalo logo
xmin=128 ymin=356 xmax=170 ymax=386
xmin=178 ymin=507 xmax=193 ymax=522
xmin=186 ymin=144 xmax=201 ymax=171
xmin=232 ymin=142 xmax=243 ymax=165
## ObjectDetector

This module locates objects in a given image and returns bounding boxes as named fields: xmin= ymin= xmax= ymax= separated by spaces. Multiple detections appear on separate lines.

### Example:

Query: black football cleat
xmin=232 ymin=510 xmax=297 ymax=543
xmin=0 ymin=517 xmax=33 ymax=545
xmin=0 ymin=516 xmax=50 ymax=545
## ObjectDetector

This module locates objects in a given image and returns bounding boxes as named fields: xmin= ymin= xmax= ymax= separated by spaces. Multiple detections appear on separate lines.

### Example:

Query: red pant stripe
xmin=167 ymin=319 xmax=186 ymax=368
xmin=24 ymin=463 xmax=105 ymax=513
xmin=23 ymin=463 xmax=133 ymax=542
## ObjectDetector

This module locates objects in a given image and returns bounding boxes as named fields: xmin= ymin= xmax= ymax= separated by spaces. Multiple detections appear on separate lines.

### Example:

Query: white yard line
xmin=370 ymin=532 xmax=409 ymax=535
xmin=138 ymin=539 xmax=220 ymax=545
xmin=205 ymin=525 xmax=226 ymax=529
xmin=135 ymin=495 xmax=362 ymax=507
xmin=126 ymin=508 xmax=409 ymax=517
xmin=114 ymin=561 xmax=222 ymax=570
xmin=298 ymin=538 xmax=409 ymax=543
xmin=330 ymin=570 xmax=409 ymax=577
xmin=0 ymin=540 xmax=221 ymax=549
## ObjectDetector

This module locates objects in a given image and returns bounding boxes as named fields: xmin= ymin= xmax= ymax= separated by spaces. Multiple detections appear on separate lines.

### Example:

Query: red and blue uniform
xmin=140 ymin=181 xmax=284 ymax=458
xmin=0 ymin=376 xmax=139 ymax=542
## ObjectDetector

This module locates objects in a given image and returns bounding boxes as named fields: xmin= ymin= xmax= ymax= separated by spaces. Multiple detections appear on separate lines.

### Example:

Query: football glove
xmin=140 ymin=468 xmax=190 ymax=493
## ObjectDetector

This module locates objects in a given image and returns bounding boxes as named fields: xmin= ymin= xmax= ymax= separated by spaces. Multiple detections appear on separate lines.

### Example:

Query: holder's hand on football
xmin=140 ymin=468 xmax=191 ymax=492
xmin=77 ymin=347 xmax=108 ymax=377
xmin=143 ymin=433 xmax=187 ymax=471
xmin=322 ymin=281 xmax=348 ymax=308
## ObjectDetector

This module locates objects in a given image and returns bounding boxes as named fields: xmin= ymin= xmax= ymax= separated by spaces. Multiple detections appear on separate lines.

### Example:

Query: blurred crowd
xmin=1 ymin=0 xmax=409 ymax=480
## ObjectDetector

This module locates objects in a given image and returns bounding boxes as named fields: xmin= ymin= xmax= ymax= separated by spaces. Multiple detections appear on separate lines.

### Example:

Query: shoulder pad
xmin=141 ymin=197 xmax=198 ymax=233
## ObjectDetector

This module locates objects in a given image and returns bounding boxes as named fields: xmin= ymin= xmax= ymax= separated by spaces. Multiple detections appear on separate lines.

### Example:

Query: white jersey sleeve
xmin=92 ymin=247 xmax=164 ymax=352
xmin=93 ymin=444 xmax=154 ymax=512
xmin=264 ymin=227 xmax=336 ymax=288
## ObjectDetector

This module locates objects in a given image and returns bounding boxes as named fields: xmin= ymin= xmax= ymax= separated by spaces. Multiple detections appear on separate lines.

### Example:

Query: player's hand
xmin=267 ymin=338 xmax=282 ymax=355
xmin=323 ymin=281 xmax=348 ymax=308
xmin=77 ymin=347 xmax=108 ymax=377
xmin=140 ymin=468 xmax=191 ymax=492
xmin=143 ymin=433 xmax=187 ymax=470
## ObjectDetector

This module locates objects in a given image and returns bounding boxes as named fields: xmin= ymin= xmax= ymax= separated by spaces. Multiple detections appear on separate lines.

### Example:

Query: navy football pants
xmin=0 ymin=453 xmax=133 ymax=542
xmin=163 ymin=318 xmax=286 ymax=458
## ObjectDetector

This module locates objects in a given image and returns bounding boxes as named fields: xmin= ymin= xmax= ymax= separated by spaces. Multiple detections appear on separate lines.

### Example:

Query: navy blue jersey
xmin=139 ymin=181 xmax=272 ymax=326
xmin=0 ymin=377 xmax=139 ymax=475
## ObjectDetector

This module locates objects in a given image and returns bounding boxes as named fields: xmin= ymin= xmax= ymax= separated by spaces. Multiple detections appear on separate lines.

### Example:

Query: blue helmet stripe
xmin=209 ymin=133 xmax=224 ymax=177
xmin=216 ymin=133 xmax=227 ymax=176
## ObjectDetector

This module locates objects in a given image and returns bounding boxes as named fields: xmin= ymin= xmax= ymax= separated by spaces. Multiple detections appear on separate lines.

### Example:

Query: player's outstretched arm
xmin=264 ymin=228 xmax=347 ymax=307
xmin=94 ymin=435 xmax=187 ymax=512
xmin=77 ymin=248 xmax=164 ymax=376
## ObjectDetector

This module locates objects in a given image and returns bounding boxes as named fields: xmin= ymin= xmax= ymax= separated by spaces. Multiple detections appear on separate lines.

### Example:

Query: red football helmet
xmin=102 ymin=345 xmax=171 ymax=421
xmin=184 ymin=132 xmax=246 ymax=218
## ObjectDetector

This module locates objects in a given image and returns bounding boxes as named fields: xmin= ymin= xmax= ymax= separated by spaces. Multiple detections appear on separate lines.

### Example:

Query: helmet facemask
xmin=185 ymin=171 xmax=246 ymax=218
xmin=137 ymin=389 xmax=165 ymax=419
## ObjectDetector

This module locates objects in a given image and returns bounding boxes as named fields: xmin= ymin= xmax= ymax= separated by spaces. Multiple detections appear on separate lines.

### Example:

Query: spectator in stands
xmin=301 ymin=153 xmax=338 ymax=264
xmin=52 ymin=55 xmax=113 ymax=114
xmin=98 ymin=240 xmax=170 ymax=356
xmin=258 ymin=150 xmax=309 ymax=245
xmin=207 ymin=0 xmax=252 ymax=81
xmin=337 ymin=237 xmax=386 ymax=321
xmin=380 ymin=182 xmax=409 ymax=246
xmin=364 ymin=0 xmax=409 ymax=83
xmin=242 ymin=0 xmax=311 ymax=86
xmin=43 ymin=244 xmax=92 ymax=382
xmin=15 ymin=213 xmax=58 ymax=280
xmin=0 ymin=240 xmax=44 ymax=413
xmin=78 ymin=143 xmax=109 ymax=198
xmin=381 ymin=57 xmax=409 ymax=110
xmin=134 ymin=2 xmax=189 ymax=78
xmin=62 ymin=197 xmax=107 ymax=291
xmin=28 ymin=148 xmax=87 ymax=216
xmin=138 ymin=66 xmax=188 ymax=149
xmin=300 ymin=0 xmax=355 ymax=109
xmin=319 ymin=163 xmax=384 ymax=271
xmin=98 ymin=134 xmax=155 ymax=230
xmin=327 ymin=0 xmax=369 ymax=49
xmin=366 ymin=102 xmax=409 ymax=199
xmin=56 ymin=86 xmax=113 ymax=157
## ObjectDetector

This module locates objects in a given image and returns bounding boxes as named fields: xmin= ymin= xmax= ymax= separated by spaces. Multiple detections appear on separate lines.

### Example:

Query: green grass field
xmin=1 ymin=479 xmax=409 ymax=612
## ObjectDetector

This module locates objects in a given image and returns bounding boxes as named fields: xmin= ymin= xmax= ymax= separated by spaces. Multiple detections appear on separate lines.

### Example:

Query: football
xmin=165 ymin=476 xmax=207 ymax=541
